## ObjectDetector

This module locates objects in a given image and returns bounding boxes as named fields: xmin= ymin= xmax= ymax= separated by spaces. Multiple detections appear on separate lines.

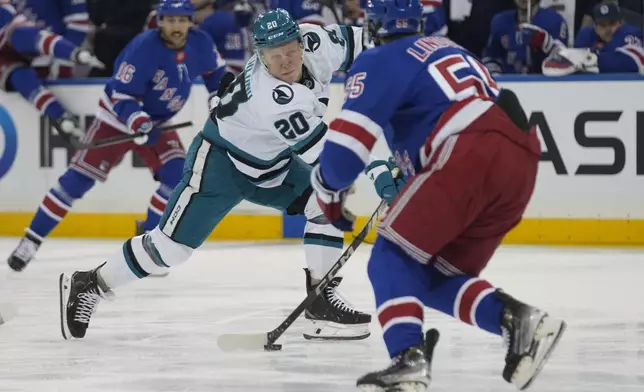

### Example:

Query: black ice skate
xmin=498 ymin=290 xmax=566 ymax=390
xmin=303 ymin=268 xmax=371 ymax=340
xmin=59 ymin=264 xmax=112 ymax=339
xmin=357 ymin=328 xmax=440 ymax=392
xmin=7 ymin=233 xmax=42 ymax=271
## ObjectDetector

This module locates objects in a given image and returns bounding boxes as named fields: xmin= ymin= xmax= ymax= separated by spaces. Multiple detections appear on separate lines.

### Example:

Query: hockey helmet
xmin=365 ymin=0 xmax=422 ymax=42
xmin=252 ymin=9 xmax=301 ymax=49
xmin=157 ymin=0 xmax=196 ymax=21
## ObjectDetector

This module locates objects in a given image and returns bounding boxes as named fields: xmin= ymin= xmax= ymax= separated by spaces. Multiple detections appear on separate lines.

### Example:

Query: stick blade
xmin=217 ymin=333 xmax=277 ymax=352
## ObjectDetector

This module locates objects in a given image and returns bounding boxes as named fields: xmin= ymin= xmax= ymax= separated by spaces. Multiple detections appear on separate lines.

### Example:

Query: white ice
xmin=0 ymin=238 xmax=643 ymax=392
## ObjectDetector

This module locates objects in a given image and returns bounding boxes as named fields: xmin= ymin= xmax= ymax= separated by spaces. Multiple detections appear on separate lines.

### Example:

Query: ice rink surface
xmin=0 ymin=238 xmax=643 ymax=392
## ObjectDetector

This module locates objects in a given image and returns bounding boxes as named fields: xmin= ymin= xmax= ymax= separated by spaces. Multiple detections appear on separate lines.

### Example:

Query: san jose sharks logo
xmin=303 ymin=32 xmax=321 ymax=53
xmin=272 ymin=84 xmax=294 ymax=105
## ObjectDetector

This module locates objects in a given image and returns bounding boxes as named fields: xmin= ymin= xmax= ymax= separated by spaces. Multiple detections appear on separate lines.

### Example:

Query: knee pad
xmin=147 ymin=226 xmax=193 ymax=268
xmin=155 ymin=158 xmax=185 ymax=189
xmin=58 ymin=169 xmax=96 ymax=199
xmin=7 ymin=67 xmax=41 ymax=98
xmin=368 ymin=238 xmax=429 ymax=284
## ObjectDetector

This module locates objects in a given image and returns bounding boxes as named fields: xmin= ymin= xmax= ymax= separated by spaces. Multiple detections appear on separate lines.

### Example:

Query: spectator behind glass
xmin=572 ymin=2 xmax=644 ymax=73
xmin=87 ymin=0 xmax=157 ymax=77
xmin=148 ymin=1 xmax=251 ymax=73
xmin=483 ymin=0 xmax=568 ymax=74
xmin=443 ymin=0 xmax=515 ymax=58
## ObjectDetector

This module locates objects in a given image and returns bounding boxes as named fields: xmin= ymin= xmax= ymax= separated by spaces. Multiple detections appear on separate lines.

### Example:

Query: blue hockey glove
xmin=310 ymin=164 xmax=356 ymax=232
xmin=365 ymin=158 xmax=406 ymax=206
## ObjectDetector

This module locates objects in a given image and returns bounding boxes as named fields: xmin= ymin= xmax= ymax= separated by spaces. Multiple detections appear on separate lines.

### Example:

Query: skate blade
xmin=59 ymin=273 xmax=72 ymax=340
xmin=357 ymin=382 xmax=429 ymax=392
xmin=303 ymin=320 xmax=371 ymax=341
xmin=514 ymin=316 xmax=567 ymax=390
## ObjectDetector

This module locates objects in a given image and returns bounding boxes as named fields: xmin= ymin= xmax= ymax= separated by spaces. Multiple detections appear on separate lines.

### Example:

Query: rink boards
xmin=0 ymin=74 xmax=643 ymax=246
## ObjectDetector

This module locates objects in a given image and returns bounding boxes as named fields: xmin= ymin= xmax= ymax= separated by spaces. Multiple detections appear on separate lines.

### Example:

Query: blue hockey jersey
xmin=483 ymin=7 xmax=568 ymax=74
xmin=319 ymin=36 xmax=501 ymax=189
xmin=269 ymin=0 xmax=325 ymax=25
xmin=14 ymin=0 xmax=88 ymax=46
xmin=98 ymin=28 xmax=226 ymax=134
xmin=199 ymin=10 xmax=247 ymax=72
xmin=0 ymin=1 xmax=76 ymax=60
xmin=421 ymin=0 xmax=447 ymax=36
xmin=574 ymin=24 xmax=644 ymax=73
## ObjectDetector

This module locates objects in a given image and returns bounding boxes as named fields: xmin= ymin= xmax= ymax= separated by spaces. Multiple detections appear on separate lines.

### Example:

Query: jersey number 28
xmin=429 ymin=54 xmax=500 ymax=100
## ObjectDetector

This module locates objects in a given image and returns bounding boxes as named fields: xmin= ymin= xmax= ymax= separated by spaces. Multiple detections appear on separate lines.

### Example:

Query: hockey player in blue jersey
xmin=421 ymin=0 xmax=446 ymax=36
xmin=0 ymin=0 xmax=102 ymax=140
xmin=6 ymin=0 xmax=226 ymax=272
xmin=148 ymin=0 xmax=249 ymax=73
xmin=483 ymin=0 xmax=569 ymax=74
xmin=15 ymin=0 xmax=89 ymax=78
xmin=544 ymin=2 xmax=644 ymax=75
xmin=310 ymin=0 xmax=567 ymax=389
xmin=199 ymin=0 xmax=251 ymax=72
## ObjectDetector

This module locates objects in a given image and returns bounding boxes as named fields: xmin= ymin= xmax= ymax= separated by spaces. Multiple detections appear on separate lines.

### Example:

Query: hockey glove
xmin=311 ymin=164 xmax=356 ymax=232
xmin=71 ymin=48 xmax=105 ymax=70
xmin=519 ymin=23 xmax=560 ymax=54
xmin=365 ymin=157 xmax=406 ymax=206
xmin=53 ymin=112 xmax=84 ymax=139
xmin=542 ymin=48 xmax=599 ymax=77
xmin=209 ymin=72 xmax=236 ymax=112
xmin=131 ymin=117 xmax=161 ymax=146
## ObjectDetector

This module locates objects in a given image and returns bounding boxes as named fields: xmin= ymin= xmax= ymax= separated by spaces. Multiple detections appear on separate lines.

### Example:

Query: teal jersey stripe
xmin=339 ymin=25 xmax=356 ymax=72
xmin=303 ymin=233 xmax=344 ymax=249
xmin=202 ymin=119 xmax=292 ymax=169
xmin=291 ymin=122 xmax=328 ymax=154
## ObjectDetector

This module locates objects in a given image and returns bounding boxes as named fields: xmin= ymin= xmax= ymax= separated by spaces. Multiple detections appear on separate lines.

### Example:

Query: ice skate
xmin=59 ymin=264 xmax=112 ymax=339
xmin=7 ymin=234 xmax=41 ymax=271
xmin=498 ymin=291 xmax=566 ymax=390
xmin=303 ymin=268 xmax=371 ymax=340
xmin=357 ymin=329 xmax=440 ymax=392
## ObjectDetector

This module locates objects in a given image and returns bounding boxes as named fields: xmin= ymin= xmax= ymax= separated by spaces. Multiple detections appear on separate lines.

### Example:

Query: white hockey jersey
xmin=207 ymin=23 xmax=363 ymax=188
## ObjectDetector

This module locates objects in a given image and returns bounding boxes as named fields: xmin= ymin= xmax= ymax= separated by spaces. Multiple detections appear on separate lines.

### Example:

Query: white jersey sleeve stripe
xmin=334 ymin=109 xmax=384 ymax=140
xmin=617 ymin=45 xmax=644 ymax=74
xmin=326 ymin=131 xmax=371 ymax=165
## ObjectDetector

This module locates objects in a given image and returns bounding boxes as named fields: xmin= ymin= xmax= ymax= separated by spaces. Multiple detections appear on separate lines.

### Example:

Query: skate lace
xmin=74 ymin=290 xmax=101 ymax=324
xmin=325 ymin=286 xmax=356 ymax=313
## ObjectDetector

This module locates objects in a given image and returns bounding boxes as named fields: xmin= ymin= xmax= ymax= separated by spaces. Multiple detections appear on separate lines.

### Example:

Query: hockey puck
xmin=264 ymin=343 xmax=282 ymax=351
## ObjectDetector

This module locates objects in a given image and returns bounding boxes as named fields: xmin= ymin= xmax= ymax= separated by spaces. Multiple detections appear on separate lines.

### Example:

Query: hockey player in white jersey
xmin=59 ymin=9 xmax=391 ymax=341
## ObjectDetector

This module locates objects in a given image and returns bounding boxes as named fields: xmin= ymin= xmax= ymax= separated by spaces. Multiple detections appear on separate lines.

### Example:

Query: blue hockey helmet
xmin=252 ymin=9 xmax=301 ymax=49
xmin=365 ymin=0 xmax=422 ymax=44
xmin=157 ymin=0 xmax=196 ymax=20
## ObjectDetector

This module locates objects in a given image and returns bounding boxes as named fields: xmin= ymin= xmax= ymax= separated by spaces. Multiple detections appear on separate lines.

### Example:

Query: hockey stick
xmin=314 ymin=0 xmax=343 ymax=25
xmin=0 ymin=269 xmax=18 ymax=327
xmin=217 ymin=198 xmax=389 ymax=352
xmin=59 ymin=121 xmax=194 ymax=150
